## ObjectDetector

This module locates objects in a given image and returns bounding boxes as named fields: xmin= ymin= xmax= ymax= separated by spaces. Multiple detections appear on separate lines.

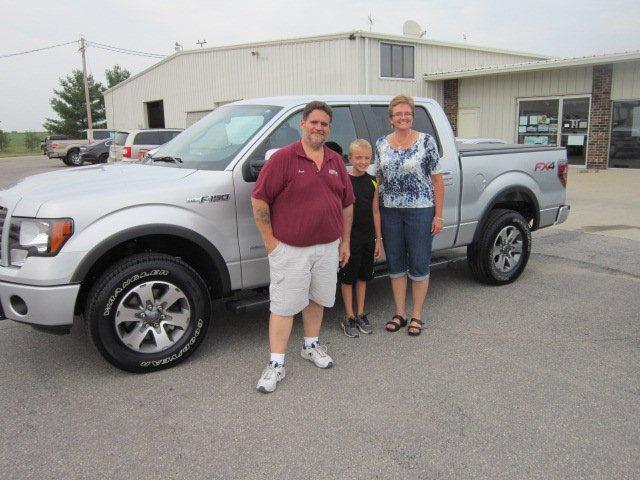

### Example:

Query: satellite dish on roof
xmin=403 ymin=20 xmax=424 ymax=37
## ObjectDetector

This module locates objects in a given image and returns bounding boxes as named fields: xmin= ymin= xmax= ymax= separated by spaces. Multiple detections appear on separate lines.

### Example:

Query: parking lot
xmin=1 ymin=156 xmax=639 ymax=479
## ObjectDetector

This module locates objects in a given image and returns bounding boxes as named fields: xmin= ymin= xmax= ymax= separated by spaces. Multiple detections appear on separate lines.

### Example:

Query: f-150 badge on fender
xmin=187 ymin=194 xmax=230 ymax=203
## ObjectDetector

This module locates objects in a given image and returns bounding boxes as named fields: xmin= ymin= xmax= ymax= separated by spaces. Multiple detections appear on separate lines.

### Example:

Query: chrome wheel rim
xmin=491 ymin=226 xmax=523 ymax=273
xmin=114 ymin=281 xmax=191 ymax=353
xmin=70 ymin=152 xmax=81 ymax=164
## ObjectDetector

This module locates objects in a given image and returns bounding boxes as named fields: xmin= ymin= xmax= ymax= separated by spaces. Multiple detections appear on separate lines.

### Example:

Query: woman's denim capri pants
xmin=381 ymin=206 xmax=435 ymax=281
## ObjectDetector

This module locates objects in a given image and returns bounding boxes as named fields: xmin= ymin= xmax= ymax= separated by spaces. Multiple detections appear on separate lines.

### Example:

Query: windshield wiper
xmin=149 ymin=155 xmax=183 ymax=166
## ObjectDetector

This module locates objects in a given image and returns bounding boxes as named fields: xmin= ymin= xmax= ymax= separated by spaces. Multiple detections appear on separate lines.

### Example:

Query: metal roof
xmin=423 ymin=50 xmax=640 ymax=81
xmin=231 ymin=94 xmax=440 ymax=108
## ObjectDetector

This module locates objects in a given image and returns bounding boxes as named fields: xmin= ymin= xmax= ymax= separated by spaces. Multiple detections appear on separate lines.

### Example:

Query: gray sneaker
xmin=355 ymin=314 xmax=374 ymax=334
xmin=256 ymin=361 xmax=286 ymax=393
xmin=301 ymin=343 xmax=334 ymax=368
xmin=340 ymin=316 xmax=360 ymax=338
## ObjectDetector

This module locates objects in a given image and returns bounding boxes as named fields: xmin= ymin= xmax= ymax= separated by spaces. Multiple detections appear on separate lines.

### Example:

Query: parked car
xmin=77 ymin=138 xmax=113 ymax=166
xmin=47 ymin=129 xmax=115 ymax=166
xmin=0 ymin=95 xmax=570 ymax=372
xmin=41 ymin=134 xmax=68 ymax=155
xmin=108 ymin=129 xmax=182 ymax=163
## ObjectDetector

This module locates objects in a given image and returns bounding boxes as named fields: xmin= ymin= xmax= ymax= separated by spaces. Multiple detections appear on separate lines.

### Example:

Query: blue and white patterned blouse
xmin=374 ymin=132 xmax=443 ymax=208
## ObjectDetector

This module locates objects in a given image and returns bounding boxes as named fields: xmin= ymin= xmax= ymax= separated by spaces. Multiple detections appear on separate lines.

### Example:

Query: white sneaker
xmin=256 ymin=362 xmax=286 ymax=393
xmin=301 ymin=343 xmax=334 ymax=369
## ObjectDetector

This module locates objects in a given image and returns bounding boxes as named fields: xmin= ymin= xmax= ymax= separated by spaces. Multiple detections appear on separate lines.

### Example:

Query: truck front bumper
xmin=555 ymin=204 xmax=571 ymax=225
xmin=0 ymin=280 xmax=79 ymax=327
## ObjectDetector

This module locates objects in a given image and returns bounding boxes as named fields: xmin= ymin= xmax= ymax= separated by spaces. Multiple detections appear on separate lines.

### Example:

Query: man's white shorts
xmin=268 ymin=239 xmax=340 ymax=316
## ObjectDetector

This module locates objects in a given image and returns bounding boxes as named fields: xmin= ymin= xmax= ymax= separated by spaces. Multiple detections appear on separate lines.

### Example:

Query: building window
xmin=609 ymin=100 xmax=640 ymax=168
xmin=380 ymin=43 xmax=414 ymax=79
xmin=517 ymin=97 xmax=590 ymax=166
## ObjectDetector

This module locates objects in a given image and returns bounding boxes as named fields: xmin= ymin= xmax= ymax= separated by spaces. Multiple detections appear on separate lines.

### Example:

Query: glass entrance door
xmin=560 ymin=97 xmax=590 ymax=166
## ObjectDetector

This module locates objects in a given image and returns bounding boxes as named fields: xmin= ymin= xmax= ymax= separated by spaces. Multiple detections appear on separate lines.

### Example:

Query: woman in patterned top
xmin=374 ymin=94 xmax=444 ymax=336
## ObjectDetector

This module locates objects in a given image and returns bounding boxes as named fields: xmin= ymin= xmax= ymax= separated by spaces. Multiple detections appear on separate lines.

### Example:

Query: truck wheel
xmin=67 ymin=149 xmax=82 ymax=166
xmin=98 ymin=152 xmax=109 ymax=163
xmin=467 ymin=208 xmax=531 ymax=285
xmin=85 ymin=253 xmax=211 ymax=373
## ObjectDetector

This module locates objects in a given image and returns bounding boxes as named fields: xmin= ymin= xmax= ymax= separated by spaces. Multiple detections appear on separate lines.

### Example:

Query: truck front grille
xmin=0 ymin=205 xmax=6 ymax=263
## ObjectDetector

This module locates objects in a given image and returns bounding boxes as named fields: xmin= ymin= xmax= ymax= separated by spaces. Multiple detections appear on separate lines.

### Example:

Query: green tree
xmin=105 ymin=65 xmax=130 ymax=88
xmin=43 ymin=69 xmax=105 ymax=138
xmin=0 ymin=130 xmax=10 ymax=151
xmin=24 ymin=131 xmax=39 ymax=150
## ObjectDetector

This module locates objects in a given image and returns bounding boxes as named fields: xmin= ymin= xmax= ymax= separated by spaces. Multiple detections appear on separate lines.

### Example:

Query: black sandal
xmin=407 ymin=318 xmax=424 ymax=336
xmin=385 ymin=315 xmax=407 ymax=332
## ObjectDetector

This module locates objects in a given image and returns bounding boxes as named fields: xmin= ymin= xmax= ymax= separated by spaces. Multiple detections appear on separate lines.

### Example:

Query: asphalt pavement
xmin=0 ymin=157 xmax=638 ymax=479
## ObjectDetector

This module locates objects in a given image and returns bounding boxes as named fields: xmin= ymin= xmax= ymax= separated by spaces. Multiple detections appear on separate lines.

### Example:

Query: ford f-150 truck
xmin=0 ymin=96 xmax=570 ymax=372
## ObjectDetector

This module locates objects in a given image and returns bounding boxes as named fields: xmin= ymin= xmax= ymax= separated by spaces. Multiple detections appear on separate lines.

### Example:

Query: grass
xmin=0 ymin=131 xmax=47 ymax=158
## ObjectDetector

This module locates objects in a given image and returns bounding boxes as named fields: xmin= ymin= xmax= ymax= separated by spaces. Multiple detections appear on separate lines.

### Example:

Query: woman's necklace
xmin=391 ymin=130 xmax=417 ymax=150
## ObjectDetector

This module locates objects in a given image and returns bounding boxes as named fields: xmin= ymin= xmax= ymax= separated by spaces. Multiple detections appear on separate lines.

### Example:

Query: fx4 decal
xmin=534 ymin=162 xmax=555 ymax=172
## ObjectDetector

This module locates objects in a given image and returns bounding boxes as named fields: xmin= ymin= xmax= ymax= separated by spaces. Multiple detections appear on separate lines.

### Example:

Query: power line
xmin=85 ymin=40 xmax=165 ymax=58
xmin=0 ymin=40 xmax=78 ymax=59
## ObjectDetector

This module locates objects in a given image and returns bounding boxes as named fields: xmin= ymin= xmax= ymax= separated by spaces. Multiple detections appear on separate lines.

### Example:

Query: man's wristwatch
xmin=435 ymin=216 xmax=443 ymax=221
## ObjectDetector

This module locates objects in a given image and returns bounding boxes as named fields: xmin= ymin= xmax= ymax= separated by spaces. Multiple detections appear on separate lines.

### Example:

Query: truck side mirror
xmin=242 ymin=148 xmax=279 ymax=182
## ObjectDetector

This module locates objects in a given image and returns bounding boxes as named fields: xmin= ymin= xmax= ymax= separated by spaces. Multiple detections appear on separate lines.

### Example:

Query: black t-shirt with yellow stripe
xmin=349 ymin=172 xmax=377 ymax=245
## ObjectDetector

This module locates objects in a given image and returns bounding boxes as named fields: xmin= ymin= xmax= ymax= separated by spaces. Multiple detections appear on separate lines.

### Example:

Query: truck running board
xmin=225 ymin=253 xmax=467 ymax=314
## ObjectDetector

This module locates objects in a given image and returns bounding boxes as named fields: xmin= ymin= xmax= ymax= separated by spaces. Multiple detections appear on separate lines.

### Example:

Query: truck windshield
xmin=152 ymin=104 xmax=281 ymax=170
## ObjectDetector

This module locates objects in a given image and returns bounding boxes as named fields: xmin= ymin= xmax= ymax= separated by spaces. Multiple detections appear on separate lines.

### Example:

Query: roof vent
xmin=403 ymin=20 xmax=426 ymax=38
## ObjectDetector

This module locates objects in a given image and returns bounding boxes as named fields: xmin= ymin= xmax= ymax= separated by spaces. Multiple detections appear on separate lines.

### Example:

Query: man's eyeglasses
xmin=391 ymin=112 xmax=413 ymax=118
xmin=307 ymin=120 xmax=331 ymax=127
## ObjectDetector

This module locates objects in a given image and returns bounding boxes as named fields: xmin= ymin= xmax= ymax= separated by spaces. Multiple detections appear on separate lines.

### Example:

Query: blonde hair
xmin=388 ymin=94 xmax=415 ymax=117
xmin=348 ymin=138 xmax=372 ymax=156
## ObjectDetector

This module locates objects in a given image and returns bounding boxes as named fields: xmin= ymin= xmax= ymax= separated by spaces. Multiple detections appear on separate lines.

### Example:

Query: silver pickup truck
xmin=0 ymin=95 xmax=570 ymax=372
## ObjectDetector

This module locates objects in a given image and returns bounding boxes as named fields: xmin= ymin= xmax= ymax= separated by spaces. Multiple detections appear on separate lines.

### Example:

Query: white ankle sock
xmin=270 ymin=353 xmax=285 ymax=366
xmin=303 ymin=337 xmax=319 ymax=348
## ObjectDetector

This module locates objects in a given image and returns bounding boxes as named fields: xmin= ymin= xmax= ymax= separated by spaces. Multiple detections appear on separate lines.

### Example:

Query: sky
xmin=1 ymin=0 xmax=639 ymax=131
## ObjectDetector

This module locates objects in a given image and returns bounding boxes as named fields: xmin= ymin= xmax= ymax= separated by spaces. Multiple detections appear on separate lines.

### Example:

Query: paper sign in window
xmin=567 ymin=135 xmax=584 ymax=146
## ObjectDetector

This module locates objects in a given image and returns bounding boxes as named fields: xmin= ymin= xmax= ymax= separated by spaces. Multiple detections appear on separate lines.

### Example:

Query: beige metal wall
xmin=105 ymin=38 xmax=363 ymax=130
xmin=365 ymin=37 xmax=540 ymax=103
xmin=456 ymin=66 xmax=593 ymax=141
xmin=104 ymin=35 xmax=544 ymax=130
xmin=612 ymin=60 xmax=640 ymax=100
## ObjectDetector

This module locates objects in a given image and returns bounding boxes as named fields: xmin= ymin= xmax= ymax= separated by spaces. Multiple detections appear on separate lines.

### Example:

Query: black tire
xmin=98 ymin=152 xmax=109 ymax=163
xmin=467 ymin=209 xmax=531 ymax=285
xmin=66 ymin=149 xmax=82 ymax=166
xmin=85 ymin=253 xmax=211 ymax=373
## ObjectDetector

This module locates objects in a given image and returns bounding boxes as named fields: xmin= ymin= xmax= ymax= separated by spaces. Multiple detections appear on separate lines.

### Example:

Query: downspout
xmin=364 ymin=36 xmax=370 ymax=94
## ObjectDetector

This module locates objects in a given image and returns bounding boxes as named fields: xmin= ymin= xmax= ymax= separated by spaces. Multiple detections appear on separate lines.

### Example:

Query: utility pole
xmin=80 ymin=36 xmax=93 ymax=142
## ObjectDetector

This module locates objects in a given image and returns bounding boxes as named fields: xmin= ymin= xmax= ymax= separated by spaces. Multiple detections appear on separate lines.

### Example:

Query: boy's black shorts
xmin=339 ymin=240 xmax=375 ymax=285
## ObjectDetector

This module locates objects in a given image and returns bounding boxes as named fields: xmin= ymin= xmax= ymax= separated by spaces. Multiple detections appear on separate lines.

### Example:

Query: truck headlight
xmin=9 ymin=218 xmax=74 ymax=267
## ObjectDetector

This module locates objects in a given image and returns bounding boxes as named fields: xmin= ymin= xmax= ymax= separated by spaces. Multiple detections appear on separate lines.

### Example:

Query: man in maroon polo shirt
xmin=251 ymin=100 xmax=355 ymax=393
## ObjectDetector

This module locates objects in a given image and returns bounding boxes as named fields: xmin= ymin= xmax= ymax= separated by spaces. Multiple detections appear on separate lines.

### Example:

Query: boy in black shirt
xmin=339 ymin=139 xmax=382 ymax=337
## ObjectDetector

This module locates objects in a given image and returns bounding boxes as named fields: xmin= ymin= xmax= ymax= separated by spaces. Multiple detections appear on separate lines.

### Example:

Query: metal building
xmin=104 ymin=31 xmax=640 ymax=169
xmin=104 ymin=31 xmax=545 ymax=130
xmin=427 ymin=51 xmax=640 ymax=168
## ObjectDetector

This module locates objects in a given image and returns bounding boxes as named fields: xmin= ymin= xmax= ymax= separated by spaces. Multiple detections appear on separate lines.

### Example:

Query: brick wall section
xmin=586 ymin=64 xmax=613 ymax=169
xmin=443 ymin=79 xmax=459 ymax=136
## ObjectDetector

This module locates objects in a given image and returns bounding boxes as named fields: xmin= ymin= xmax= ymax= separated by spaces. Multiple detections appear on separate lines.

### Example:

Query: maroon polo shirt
xmin=252 ymin=140 xmax=355 ymax=247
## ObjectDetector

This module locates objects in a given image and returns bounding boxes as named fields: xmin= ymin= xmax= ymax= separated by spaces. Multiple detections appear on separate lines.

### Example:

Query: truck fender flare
xmin=472 ymin=186 xmax=540 ymax=243
xmin=70 ymin=224 xmax=231 ymax=294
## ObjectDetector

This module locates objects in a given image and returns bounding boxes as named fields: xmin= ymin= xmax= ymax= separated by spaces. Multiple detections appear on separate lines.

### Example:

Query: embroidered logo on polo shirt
xmin=328 ymin=169 xmax=338 ymax=175
xmin=298 ymin=169 xmax=305 ymax=174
